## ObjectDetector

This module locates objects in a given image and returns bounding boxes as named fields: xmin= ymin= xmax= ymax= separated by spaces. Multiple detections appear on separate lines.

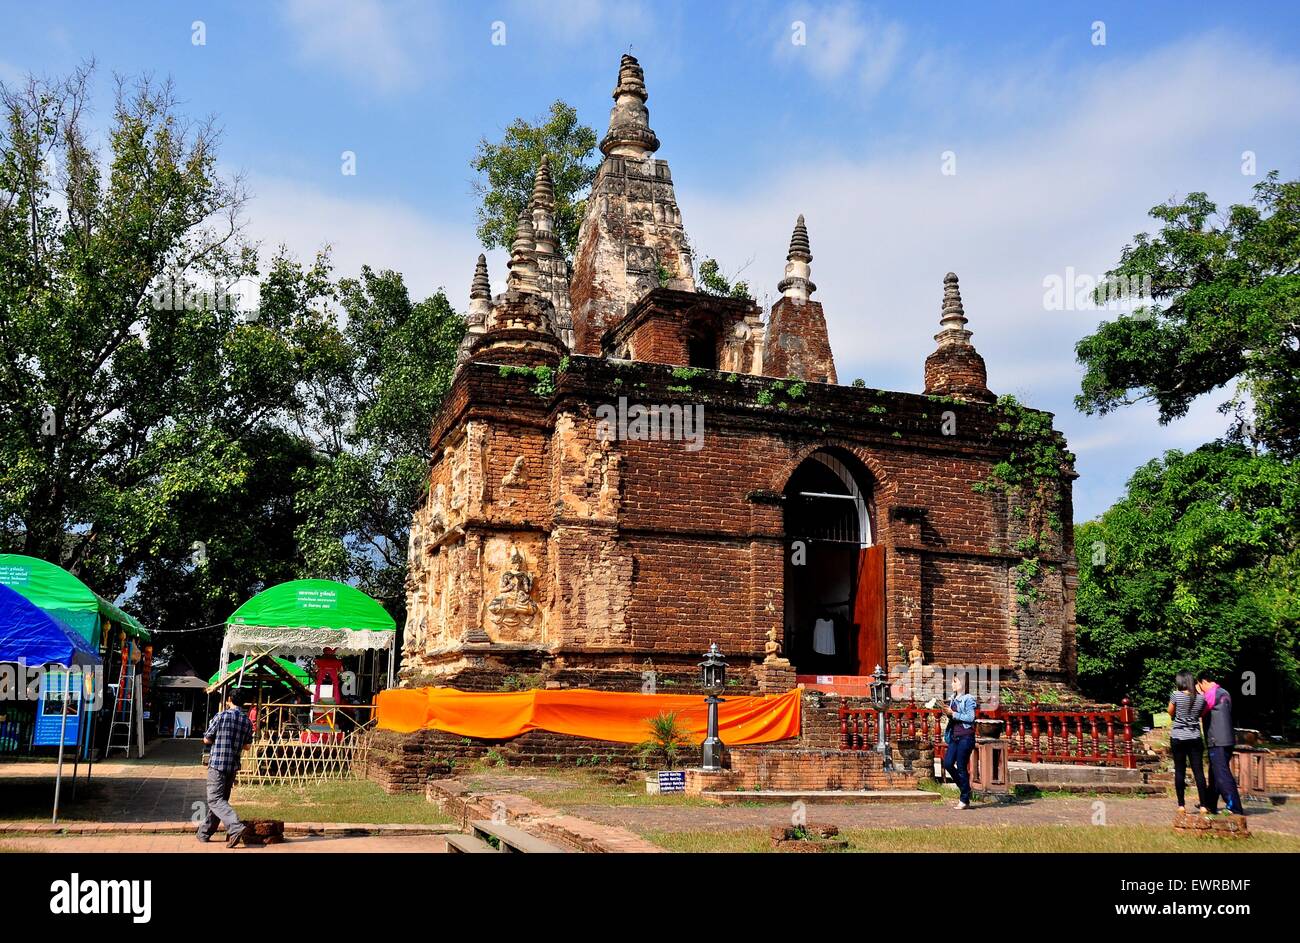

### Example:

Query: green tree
xmin=1075 ymin=444 xmax=1300 ymax=735
xmin=471 ymin=100 xmax=598 ymax=259
xmin=1075 ymin=173 xmax=1300 ymax=457
xmin=293 ymin=266 xmax=464 ymax=620
xmin=0 ymin=66 xmax=345 ymax=661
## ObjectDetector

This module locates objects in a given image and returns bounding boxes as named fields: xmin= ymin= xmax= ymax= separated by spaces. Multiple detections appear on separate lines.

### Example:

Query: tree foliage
xmin=293 ymin=266 xmax=464 ymax=621
xmin=1075 ymin=444 xmax=1300 ymax=735
xmin=0 ymin=66 xmax=463 ymax=674
xmin=1075 ymin=173 xmax=1300 ymax=458
xmin=470 ymin=100 xmax=597 ymax=259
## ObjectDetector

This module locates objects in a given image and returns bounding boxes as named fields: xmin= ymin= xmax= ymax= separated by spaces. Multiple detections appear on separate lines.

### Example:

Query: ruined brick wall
xmin=763 ymin=297 xmax=837 ymax=384
xmin=623 ymin=312 xmax=688 ymax=366
xmin=924 ymin=344 xmax=995 ymax=404
xmin=722 ymin=749 xmax=917 ymax=791
xmin=403 ymin=357 xmax=1077 ymax=686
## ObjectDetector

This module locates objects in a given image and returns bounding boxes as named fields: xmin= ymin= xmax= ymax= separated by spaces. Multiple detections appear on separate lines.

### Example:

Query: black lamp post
xmin=869 ymin=663 xmax=893 ymax=770
xmin=699 ymin=643 xmax=727 ymax=770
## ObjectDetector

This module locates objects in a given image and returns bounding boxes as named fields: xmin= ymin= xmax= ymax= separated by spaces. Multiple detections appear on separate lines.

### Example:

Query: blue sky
xmin=4 ymin=1 xmax=1300 ymax=521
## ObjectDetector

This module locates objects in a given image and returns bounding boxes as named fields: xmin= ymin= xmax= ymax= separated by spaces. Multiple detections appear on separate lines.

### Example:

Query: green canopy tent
xmin=220 ymin=579 xmax=397 ymax=689
xmin=208 ymin=656 xmax=312 ymax=690
xmin=0 ymin=554 xmax=149 ymax=650
xmin=206 ymin=654 xmax=315 ymax=702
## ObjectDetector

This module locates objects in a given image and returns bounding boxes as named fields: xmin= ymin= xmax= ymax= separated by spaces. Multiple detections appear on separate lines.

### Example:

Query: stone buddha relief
xmin=487 ymin=545 xmax=539 ymax=641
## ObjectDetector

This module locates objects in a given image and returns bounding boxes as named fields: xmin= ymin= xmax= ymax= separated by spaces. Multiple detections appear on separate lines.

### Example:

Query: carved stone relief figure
xmin=487 ymin=545 xmax=539 ymax=640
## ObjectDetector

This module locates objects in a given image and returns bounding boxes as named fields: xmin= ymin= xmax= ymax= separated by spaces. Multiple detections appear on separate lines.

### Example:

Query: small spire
xmin=787 ymin=214 xmax=811 ymax=262
xmin=530 ymin=154 xmax=555 ymax=211
xmin=530 ymin=156 xmax=558 ymax=258
xmin=467 ymin=253 xmax=492 ymax=329
xmin=470 ymin=254 xmax=491 ymax=300
xmin=600 ymin=54 xmax=660 ymax=158
xmin=508 ymin=211 xmax=539 ymax=293
xmin=936 ymin=271 xmax=970 ymax=344
xmin=777 ymin=214 xmax=816 ymax=302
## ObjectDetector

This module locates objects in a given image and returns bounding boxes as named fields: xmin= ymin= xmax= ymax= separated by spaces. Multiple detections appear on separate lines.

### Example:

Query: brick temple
xmin=399 ymin=54 xmax=1078 ymax=696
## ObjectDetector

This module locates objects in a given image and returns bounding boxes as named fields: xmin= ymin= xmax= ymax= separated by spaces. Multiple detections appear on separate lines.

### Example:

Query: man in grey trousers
xmin=198 ymin=688 xmax=256 ymax=846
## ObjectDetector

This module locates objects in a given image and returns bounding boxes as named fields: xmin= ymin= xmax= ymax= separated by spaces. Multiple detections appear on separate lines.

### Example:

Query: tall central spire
xmin=600 ymin=54 xmax=660 ymax=159
xmin=570 ymin=54 xmax=695 ymax=356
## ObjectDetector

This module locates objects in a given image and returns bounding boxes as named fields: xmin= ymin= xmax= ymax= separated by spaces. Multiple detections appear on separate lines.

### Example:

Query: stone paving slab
xmin=566 ymin=795 xmax=1300 ymax=836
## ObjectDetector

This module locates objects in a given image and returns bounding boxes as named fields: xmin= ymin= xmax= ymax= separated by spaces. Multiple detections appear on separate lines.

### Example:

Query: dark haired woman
xmin=1168 ymin=670 xmax=1208 ymax=813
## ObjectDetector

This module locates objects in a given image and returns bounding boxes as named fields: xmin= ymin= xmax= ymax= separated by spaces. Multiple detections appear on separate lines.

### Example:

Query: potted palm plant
xmin=638 ymin=711 xmax=697 ymax=793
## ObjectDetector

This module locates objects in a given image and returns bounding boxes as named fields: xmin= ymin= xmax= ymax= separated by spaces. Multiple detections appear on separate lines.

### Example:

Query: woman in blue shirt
xmin=941 ymin=673 xmax=978 ymax=810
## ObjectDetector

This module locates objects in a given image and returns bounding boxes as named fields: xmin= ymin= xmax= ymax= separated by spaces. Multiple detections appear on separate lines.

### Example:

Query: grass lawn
xmin=644 ymin=825 xmax=1300 ymax=853
xmin=230 ymin=780 xmax=453 ymax=824
xmin=459 ymin=764 xmax=718 ymax=809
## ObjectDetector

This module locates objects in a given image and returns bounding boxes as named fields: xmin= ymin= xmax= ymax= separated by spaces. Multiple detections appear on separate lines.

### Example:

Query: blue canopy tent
xmin=0 ymin=583 xmax=100 ymax=668
xmin=0 ymin=584 xmax=102 ymax=822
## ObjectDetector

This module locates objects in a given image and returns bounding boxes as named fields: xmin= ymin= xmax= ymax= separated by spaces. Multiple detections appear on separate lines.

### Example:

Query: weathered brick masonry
xmin=392 ymin=55 xmax=1079 ymax=769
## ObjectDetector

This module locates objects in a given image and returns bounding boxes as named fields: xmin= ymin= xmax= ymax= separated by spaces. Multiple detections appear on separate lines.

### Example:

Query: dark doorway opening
xmin=782 ymin=451 xmax=882 ymax=676
xmin=687 ymin=330 xmax=718 ymax=369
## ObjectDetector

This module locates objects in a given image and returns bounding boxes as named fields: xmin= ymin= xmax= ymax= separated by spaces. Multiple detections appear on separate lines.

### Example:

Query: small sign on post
xmin=657 ymin=770 xmax=686 ymax=793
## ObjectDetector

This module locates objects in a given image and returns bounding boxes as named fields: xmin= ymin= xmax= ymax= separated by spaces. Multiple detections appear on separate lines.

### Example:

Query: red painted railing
xmin=840 ymin=699 xmax=1136 ymax=769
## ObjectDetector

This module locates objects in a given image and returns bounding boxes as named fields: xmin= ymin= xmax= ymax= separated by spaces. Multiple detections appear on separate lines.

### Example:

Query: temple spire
xmin=468 ymin=253 xmax=491 ymax=326
xmin=507 ymin=212 xmax=539 ymax=294
xmin=935 ymin=271 xmax=971 ymax=345
xmin=531 ymin=154 xmax=555 ymax=209
xmin=600 ymin=54 xmax=660 ymax=159
xmin=777 ymin=214 xmax=815 ymax=302
xmin=530 ymin=155 xmax=557 ymax=257
xmin=924 ymin=271 xmax=993 ymax=403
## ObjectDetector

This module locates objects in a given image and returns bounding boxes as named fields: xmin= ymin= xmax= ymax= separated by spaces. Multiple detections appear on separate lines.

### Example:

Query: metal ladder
xmin=105 ymin=658 xmax=138 ymax=757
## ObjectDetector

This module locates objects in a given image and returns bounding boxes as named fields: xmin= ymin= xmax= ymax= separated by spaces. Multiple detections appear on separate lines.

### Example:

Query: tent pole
xmin=84 ymin=667 xmax=98 ymax=783
xmin=53 ymin=668 xmax=70 ymax=824
xmin=70 ymin=670 xmax=83 ymax=797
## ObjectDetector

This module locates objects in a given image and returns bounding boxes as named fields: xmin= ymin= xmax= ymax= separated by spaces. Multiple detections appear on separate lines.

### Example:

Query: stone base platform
xmin=685 ymin=748 xmax=920 ymax=796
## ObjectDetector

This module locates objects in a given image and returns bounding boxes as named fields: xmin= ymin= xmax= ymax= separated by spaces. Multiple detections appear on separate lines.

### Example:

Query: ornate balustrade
xmin=840 ymin=699 xmax=1136 ymax=769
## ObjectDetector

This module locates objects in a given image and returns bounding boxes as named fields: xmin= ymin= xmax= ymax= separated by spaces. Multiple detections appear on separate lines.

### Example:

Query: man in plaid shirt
xmin=198 ymin=688 xmax=255 ymax=846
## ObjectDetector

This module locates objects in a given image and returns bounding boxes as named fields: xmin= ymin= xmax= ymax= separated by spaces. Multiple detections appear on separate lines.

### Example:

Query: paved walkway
xmin=568 ymin=795 xmax=1300 ymax=836
xmin=1 ymin=833 xmax=450 ymax=853
xmin=0 ymin=739 xmax=208 ymax=822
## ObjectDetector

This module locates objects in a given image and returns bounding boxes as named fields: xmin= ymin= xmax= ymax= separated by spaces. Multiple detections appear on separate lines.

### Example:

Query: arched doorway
xmin=783 ymin=451 xmax=884 ymax=678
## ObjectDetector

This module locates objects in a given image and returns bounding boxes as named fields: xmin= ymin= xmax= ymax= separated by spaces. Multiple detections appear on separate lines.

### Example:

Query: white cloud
xmin=242 ymin=173 xmax=500 ymax=310
xmin=280 ymin=0 xmax=431 ymax=93
xmin=684 ymin=34 xmax=1300 ymax=518
xmin=775 ymin=2 xmax=905 ymax=94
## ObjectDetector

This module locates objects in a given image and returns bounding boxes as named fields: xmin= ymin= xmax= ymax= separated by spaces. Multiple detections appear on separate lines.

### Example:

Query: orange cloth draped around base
xmin=375 ymin=686 xmax=801 ymax=745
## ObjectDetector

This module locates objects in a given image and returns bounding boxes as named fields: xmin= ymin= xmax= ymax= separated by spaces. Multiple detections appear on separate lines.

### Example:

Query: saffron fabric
xmin=375 ymin=686 xmax=801 ymax=745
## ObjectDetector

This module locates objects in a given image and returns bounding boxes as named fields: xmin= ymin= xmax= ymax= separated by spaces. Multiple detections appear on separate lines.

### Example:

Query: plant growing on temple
xmin=636 ymin=711 xmax=697 ymax=769
xmin=471 ymin=100 xmax=598 ymax=259
xmin=1074 ymin=172 xmax=1300 ymax=459
xmin=972 ymin=396 xmax=1072 ymax=620
xmin=1074 ymin=444 xmax=1300 ymax=735
xmin=697 ymin=257 xmax=754 ymax=301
